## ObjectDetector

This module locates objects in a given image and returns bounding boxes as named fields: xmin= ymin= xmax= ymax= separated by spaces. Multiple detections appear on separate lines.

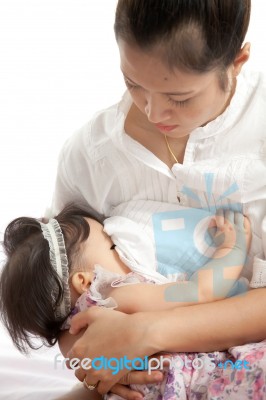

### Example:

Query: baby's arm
xmin=109 ymin=210 xmax=251 ymax=313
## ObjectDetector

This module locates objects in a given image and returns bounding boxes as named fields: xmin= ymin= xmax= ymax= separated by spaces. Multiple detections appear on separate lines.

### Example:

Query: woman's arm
xmin=152 ymin=287 xmax=266 ymax=352
xmin=69 ymin=289 xmax=266 ymax=356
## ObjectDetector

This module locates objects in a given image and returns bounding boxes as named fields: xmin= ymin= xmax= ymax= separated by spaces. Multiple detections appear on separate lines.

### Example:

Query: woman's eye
xmin=167 ymin=98 xmax=189 ymax=108
xmin=124 ymin=79 xmax=140 ymax=90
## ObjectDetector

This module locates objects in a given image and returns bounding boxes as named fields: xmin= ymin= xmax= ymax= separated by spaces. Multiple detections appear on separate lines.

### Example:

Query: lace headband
xmin=40 ymin=219 xmax=71 ymax=320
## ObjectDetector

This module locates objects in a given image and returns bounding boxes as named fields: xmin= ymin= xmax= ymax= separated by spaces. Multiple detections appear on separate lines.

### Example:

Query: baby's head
xmin=0 ymin=204 xmax=113 ymax=353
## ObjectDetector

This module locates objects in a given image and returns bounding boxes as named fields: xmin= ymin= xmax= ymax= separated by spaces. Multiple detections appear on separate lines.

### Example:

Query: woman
xmin=53 ymin=0 xmax=266 ymax=398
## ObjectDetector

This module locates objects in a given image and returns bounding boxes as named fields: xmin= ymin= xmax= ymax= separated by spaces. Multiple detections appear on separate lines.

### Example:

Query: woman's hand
xmin=105 ymin=369 xmax=164 ymax=400
xmin=67 ymin=307 xmax=160 ymax=395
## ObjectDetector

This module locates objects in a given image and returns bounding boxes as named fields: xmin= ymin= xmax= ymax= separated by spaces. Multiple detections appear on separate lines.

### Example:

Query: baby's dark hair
xmin=115 ymin=0 xmax=251 ymax=82
xmin=0 ymin=204 xmax=99 ymax=354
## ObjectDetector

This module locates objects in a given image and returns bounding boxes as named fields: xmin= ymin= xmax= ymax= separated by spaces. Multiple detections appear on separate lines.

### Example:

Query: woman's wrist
xmin=132 ymin=310 xmax=174 ymax=354
xmin=129 ymin=310 xmax=169 ymax=356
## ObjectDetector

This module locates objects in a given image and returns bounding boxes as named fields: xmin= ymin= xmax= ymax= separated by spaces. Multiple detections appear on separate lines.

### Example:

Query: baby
xmin=0 ymin=203 xmax=250 ymax=355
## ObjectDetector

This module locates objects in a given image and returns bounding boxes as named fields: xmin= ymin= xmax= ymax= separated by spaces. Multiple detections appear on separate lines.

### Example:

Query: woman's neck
xmin=125 ymin=104 xmax=188 ymax=167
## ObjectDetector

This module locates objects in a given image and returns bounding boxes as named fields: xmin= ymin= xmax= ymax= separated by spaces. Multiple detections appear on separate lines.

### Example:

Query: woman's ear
xmin=71 ymin=271 xmax=92 ymax=295
xmin=233 ymin=42 xmax=251 ymax=76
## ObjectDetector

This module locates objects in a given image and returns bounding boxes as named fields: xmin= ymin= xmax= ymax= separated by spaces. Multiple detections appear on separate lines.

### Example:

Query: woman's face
xmin=118 ymin=40 xmax=235 ymax=139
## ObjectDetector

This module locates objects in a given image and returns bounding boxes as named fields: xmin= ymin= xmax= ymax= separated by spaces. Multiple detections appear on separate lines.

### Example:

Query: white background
xmin=0 ymin=0 xmax=123 ymax=233
xmin=0 ymin=0 xmax=265 ymax=397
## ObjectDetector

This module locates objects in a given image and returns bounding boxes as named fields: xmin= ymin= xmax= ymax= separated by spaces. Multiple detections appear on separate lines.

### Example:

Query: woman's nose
xmin=144 ymin=94 xmax=171 ymax=123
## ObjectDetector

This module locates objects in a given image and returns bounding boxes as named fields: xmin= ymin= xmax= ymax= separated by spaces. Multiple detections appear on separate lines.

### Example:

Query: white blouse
xmin=52 ymin=69 xmax=266 ymax=281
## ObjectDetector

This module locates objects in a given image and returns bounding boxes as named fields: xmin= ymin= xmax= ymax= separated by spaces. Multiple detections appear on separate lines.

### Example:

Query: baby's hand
xmin=209 ymin=209 xmax=251 ymax=255
xmin=202 ymin=210 xmax=251 ymax=300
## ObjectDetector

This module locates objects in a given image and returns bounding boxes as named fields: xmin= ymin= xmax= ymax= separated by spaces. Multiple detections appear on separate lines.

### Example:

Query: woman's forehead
xmin=119 ymin=40 xmax=218 ymax=94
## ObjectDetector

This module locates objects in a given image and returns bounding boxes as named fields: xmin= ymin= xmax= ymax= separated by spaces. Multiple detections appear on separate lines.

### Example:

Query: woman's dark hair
xmin=0 ymin=204 xmax=100 ymax=354
xmin=114 ymin=0 xmax=251 ymax=75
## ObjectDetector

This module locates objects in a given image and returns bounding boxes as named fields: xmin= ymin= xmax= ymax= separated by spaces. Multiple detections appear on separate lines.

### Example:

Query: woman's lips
xmin=155 ymin=123 xmax=179 ymax=132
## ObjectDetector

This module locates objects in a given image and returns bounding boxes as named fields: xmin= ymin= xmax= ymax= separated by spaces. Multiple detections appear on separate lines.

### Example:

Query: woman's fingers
xmin=94 ymin=366 xmax=164 ymax=395
xmin=107 ymin=369 xmax=164 ymax=399
xmin=69 ymin=307 xmax=101 ymax=335
xmin=118 ymin=370 xmax=164 ymax=385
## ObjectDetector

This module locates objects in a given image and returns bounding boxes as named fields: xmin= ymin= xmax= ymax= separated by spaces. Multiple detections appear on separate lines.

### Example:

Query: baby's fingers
xmin=243 ymin=216 xmax=251 ymax=231
xmin=215 ymin=209 xmax=224 ymax=228
xmin=234 ymin=212 xmax=245 ymax=227
xmin=224 ymin=209 xmax=234 ymax=225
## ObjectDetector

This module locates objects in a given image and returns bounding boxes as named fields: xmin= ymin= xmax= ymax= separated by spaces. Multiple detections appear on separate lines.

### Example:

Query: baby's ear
xmin=71 ymin=272 xmax=92 ymax=295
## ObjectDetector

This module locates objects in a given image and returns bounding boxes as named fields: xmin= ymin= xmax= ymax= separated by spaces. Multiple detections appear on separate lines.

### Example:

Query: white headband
xmin=40 ymin=219 xmax=71 ymax=320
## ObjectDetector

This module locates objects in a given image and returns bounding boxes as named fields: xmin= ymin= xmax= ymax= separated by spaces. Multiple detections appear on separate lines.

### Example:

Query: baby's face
xmin=81 ymin=218 xmax=129 ymax=275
